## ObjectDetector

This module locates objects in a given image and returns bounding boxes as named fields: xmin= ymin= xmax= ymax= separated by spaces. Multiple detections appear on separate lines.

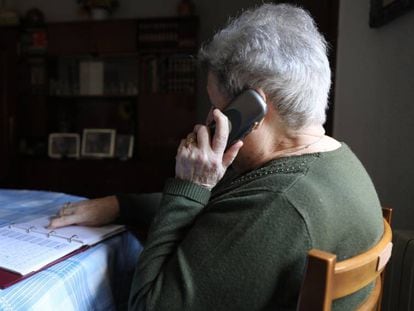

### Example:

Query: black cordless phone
xmin=209 ymin=89 xmax=267 ymax=149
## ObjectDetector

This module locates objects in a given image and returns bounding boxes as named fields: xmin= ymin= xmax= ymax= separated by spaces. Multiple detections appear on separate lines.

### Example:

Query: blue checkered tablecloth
xmin=0 ymin=189 xmax=143 ymax=311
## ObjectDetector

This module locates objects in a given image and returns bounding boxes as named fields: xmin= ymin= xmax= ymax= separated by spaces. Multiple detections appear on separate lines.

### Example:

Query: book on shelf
xmin=79 ymin=61 xmax=104 ymax=95
xmin=0 ymin=216 xmax=125 ymax=289
xmin=140 ymin=54 xmax=196 ymax=94
xmin=137 ymin=17 xmax=198 ymax=49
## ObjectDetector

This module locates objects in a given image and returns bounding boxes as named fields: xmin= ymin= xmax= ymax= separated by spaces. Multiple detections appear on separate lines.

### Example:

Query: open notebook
xmin=0 ymin=216 xmax=125 ymax=288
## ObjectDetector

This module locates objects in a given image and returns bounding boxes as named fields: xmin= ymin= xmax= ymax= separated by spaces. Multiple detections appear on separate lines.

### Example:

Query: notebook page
xmin=0 ymin=227 xmax=80 ymax=275
xmin=13 ymin=216 xmax=125 ymax=245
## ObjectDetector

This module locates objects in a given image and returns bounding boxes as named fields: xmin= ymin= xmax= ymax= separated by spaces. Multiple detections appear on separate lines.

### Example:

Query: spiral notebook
xmin=0 ymin=216 xmax=125 ymax=288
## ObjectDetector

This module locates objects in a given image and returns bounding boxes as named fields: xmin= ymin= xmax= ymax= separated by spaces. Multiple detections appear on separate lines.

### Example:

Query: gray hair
xmin=198 ymin=3 xmax=331 ymax=129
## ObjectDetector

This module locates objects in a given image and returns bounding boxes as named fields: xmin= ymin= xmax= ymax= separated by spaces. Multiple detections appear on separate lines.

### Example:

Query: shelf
xmin=48 ymin=93 xmax=195 ymax=99
xmin=49 ymin=95 xmax=138 ymax=99
xmin=137 ymin=47 xmax=198 ymax=54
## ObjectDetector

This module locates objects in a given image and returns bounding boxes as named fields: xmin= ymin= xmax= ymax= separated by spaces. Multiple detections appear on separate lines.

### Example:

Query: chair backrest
xmin=297 ymin=208 xmax=393 ymax=311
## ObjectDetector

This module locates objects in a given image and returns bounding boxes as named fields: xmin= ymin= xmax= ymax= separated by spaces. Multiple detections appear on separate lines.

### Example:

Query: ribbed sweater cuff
xmin=163 ymin=178 xmax=211 ymax=205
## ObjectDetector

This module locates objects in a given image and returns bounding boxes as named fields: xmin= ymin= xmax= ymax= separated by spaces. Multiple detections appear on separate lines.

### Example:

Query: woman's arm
xmin=49 ymin=192 xmax=162 ymax=229
xmin=128 ymin=180 xmax=310 ymax=311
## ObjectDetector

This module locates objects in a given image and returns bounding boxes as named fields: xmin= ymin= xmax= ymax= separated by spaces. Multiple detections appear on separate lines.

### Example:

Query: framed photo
xmin=48 ymin=133 xmax=80 ymax=159
xmin=370 ymin=0 xmax=414 ymax=27
xmin=115 ymin=134 xmax=134 ymax=160
xmin=81 ymin=129 xmax=116 ymax=158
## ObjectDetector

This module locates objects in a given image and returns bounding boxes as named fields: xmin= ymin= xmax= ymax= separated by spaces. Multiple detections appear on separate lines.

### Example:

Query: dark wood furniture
xmin=0 ymin=17 xmax=198 ymax=197
xmin=0 ymin=26 xmax=18 ymax=185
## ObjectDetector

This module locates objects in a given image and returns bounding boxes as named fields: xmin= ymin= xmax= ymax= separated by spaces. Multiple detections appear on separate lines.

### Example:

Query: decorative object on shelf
xmin=115 ymin=134 xmax=134 ymax=160
xmin=77 ymin=0 xmax=119 ymax=20
xmin=370 ymin=0 xmax=414 ymax=27
xmin=81 ymin=128 xmax=116 ymax=158
xmin=20 ymin=29 xmax=48 ymax=54
xmin=19 ymin=138 xmax=47 ymax=157
xmin=48 ymin=133 xmax=80 ymax=159
xmin=22 ymin=7 xmax=45 ymax=27
xmin=177 ymin=0 xmax=195 ymax=16
xmin=28 ymin=57 xmax=47 ymax=94
xmin=0 ymin=0 xmax=19 ymax=25
xmin=20 ymin=8 xmax=48 ymax=55
xmin=79 ymin=61 xmax=104 ymax=95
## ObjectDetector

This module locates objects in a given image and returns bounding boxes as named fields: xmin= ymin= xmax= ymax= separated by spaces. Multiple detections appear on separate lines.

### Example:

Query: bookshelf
xmin=3 ymin=17 xmax=199 ymax=197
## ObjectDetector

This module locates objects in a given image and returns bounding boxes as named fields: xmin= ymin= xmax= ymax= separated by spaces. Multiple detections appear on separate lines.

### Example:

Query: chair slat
xmin=332 ymin=220 xmax=392 ymax=298
xmin=297 ymin=208 xmax=393 ymax=311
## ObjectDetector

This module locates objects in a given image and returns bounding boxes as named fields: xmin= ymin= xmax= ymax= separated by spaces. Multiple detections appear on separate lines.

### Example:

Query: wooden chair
xmin=297 ymin=208 xmax=393 ymax=311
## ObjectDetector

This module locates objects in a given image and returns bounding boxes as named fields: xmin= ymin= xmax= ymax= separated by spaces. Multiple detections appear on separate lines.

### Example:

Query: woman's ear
xmin=256 ymin=88 xmax=267 ymax=103
xmin=253 ymin=89 xmax=269 ymax=132
xmin=256 ymin=89 xmax=278 ymax=115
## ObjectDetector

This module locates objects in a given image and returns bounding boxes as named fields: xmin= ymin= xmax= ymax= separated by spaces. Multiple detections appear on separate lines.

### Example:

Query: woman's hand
xmin=48 ymin=195 xmax=120 ymax=229
xmin=175 ymin=109 xmax=243 ymax=190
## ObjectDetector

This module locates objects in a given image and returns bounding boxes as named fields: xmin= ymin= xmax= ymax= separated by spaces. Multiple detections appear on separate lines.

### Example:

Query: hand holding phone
xmin=209 ymin=89 xmax=267 ymax=149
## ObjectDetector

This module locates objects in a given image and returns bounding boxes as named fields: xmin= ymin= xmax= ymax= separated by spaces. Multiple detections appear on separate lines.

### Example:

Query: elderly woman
xmin=50 ymin=3 xmax=383 ymax=310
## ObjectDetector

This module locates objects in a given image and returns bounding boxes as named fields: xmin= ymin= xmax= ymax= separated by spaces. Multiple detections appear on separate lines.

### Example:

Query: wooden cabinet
xmin=0 ymin=27 xmax=18 ymax=184
xmin=48 ymin=20 xmax=137 ymax=55
xmin=138 ymin=93 xmax=196 ymax=159
xmin=48 ymin=23 xmax=93 ymax=55
xmin=1 ymin=17 xmax=199 ymax=197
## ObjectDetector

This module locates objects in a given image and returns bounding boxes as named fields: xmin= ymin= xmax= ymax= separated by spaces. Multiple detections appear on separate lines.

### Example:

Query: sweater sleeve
xmin=128 ymin=181 xmax=311 ymax=311
xmin=128 ymin=178 xmax=211 ymax=310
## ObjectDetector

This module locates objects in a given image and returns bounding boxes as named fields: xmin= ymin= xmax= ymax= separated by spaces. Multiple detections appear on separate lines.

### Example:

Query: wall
xmin=334 ymin=1 xmax=414 ymax=229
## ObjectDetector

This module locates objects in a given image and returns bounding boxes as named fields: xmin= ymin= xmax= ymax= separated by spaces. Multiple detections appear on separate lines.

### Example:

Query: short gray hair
xmin=198 ymin=3 xmax=331 ymax=129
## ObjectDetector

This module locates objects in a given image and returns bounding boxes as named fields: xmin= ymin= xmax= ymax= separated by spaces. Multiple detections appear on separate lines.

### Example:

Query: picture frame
xmin=370 ymin=0 xmax=414 ymax=27
xmin=48 ymin=133 xmax=80 ymax=159
xmin=81 ymin=128 xmax=116 ymax=158
xmin=115 ymin=134 xmax=134 ymax=160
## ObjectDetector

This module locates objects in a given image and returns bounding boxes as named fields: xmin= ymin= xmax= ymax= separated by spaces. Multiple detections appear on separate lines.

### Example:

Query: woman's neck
xmin=272 ymin=125 xmax=326 ymax=156
xmin=232 ymin=124 xmax=341 ymax=173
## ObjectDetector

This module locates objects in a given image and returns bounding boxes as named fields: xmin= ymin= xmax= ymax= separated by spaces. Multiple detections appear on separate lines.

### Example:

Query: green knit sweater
xmin=117 ymin=144 xmax=383 ymax=311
